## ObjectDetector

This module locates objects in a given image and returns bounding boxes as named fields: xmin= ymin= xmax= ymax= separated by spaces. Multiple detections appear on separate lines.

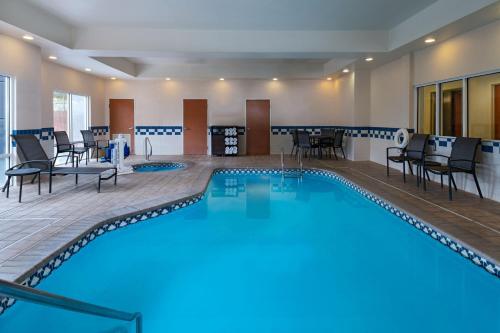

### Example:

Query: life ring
xmin=394 ymin=128 xmax=409 ymax=148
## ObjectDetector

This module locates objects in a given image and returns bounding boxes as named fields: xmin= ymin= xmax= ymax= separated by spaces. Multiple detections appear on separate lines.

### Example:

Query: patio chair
xmin=81 ymin=130 xmax=109 ymax=164
xmin=331 ymin=129 xmax=346 ymax=159
xmin=10 ymin=134 xmax=117 ymax=193
xmin=386 ymin=133 xmax=429 ymax=183
xmin=297 ymin=131 xmax=319 ymax=158
xmin=319 ymin=129 xmax=335 ymax=158
xmin=423 ymin=137 xmax=482 ymax=200
xmin=54 ymin=131 xmax=87 ymax=167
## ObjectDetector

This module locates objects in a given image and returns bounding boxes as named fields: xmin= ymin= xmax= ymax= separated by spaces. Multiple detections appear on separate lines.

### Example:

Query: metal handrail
xmin=0 ymin=278 xmax=142 ymax=333
xmin=144 ymin=137 xmax=152 ymax=161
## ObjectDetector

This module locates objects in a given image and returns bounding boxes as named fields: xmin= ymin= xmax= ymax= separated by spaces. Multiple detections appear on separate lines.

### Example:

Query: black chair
xmin=81 ymin=130 xmax=109 ymax=164
xmin=54 ymin=131 xmax=87 ymax=167
xmin=423 ymin=137 xmax=482 ymax=200
xmin=10 ymin=134 xmax=117 ymax=193
xmin=386 ymin=133 xmax=429 ymax=183
xmin=319 ymin=129 xmax=335 ymax=158
xmin=297 ymin=131 xmax=318 ymax=158
xmin=290 ymin=129 xmax=299 ymax=157
xmin=331 ymin=129 xmax=346 ymax=159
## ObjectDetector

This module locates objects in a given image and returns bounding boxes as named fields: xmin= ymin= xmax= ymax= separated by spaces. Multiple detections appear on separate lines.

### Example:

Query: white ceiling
xmin=25 ymin=0 xmax=438 ymax=30
xmin=0 ymin=0 xmax=498 ymax=79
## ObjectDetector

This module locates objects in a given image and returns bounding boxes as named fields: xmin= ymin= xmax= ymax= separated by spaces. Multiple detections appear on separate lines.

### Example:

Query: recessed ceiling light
xmin=110 ymin=77 xmax=116 ymax=80
xmin=165 ymin=77 xmax=171 ymax=81
xmin=365 ymin=57 xmax=374 ymax=62
xmin=273 ymin=78 xmax=278 ymax=81
xmin=425 ymin=37 xmax=436 ymax=44
xmin=219 ymin=78 xmax=224 ymax=81
xmin=326 ymin=77 xmax=332 ymax=81
xmin=342 ymin=68 xmax=350 ymax=73
xmin=22 ymin=35 xmax=34 ymax=41
xmin=48 ymin=55 xmax=57 ymax=60
xmin=84 ymin=68 xmax=92 ymax=72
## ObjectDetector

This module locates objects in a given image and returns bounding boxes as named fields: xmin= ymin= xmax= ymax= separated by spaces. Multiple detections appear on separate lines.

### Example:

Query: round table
xmin=4 ymin=167 xmax=41 ymax=202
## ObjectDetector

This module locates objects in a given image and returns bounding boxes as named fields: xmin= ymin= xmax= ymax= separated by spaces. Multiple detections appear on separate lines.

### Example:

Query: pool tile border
xmin=1 ymin=167 xmax=499 ymax=316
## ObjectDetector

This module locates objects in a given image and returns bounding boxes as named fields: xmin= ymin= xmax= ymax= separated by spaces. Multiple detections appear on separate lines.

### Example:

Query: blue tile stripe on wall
xmin=90 ymin=126 xmax=109 ymax=136
xmin=271 ymin=126 xmax=414 ymax=140
xmin=11 ymin=128 xmax=54 ymax=147
xmin=135 ymin=126 xmax=183 ymax=136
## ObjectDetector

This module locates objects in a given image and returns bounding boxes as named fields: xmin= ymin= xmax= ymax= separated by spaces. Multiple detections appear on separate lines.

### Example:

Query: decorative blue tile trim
xmin=427 ymin=136 xmax=500 ymax=154
xmin=11 ymin=128 xmax=54 ymax=147
xmin=90 ymin=126 xmax=109 ymax=136
xmin=1 ymin=168 xmax=498 ymax=316
xmin=271 ymin=126 xmax=414 ymax=140
xmin=135 ymin=126 xmax=182 ymax=136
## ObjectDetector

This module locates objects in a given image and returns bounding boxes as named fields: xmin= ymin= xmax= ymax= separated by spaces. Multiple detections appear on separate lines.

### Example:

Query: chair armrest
xmin=425 ymin=153 xmax=449 ymax=159
xmin=8 ymin=159 xmax=53 ymax=171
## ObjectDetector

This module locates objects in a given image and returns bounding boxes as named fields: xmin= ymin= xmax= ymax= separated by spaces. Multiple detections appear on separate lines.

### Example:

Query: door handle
xmin=128 ymin=127 xmax=133 ymax=130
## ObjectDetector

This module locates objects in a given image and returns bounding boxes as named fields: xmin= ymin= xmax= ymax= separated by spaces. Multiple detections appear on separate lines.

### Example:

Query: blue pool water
xmin=133 ymin=162 xmax=185 ymax=172
xmin=1 ymin=173 xmax=499 ymax=332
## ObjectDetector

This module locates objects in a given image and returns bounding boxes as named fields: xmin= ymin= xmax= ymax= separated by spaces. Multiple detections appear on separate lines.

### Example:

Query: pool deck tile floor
xmin=0 ymin=155 xmax=499 ymax=281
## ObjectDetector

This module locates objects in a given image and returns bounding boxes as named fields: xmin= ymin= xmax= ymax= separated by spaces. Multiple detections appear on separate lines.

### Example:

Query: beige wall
xmin=370 ymin=54 xmax=412 ymax=128
xmin=105 ymin=79 xmax=342 ymax=128
xmin=0 ymin=34 xmax=42 ymax=129
xmin=41 ymin=61 xmax=106 ymax=129
xmin=413 ymin=20 xmax=500 ymax=85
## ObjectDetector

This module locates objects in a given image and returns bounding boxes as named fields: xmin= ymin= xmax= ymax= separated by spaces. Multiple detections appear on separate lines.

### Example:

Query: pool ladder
xmin=144 ymin=136 xmax=153 ymax=161
xmin=281 ymin=149 xmax=303 ymax=178
xmin=0 ymin=278 xmax=143 ymax=332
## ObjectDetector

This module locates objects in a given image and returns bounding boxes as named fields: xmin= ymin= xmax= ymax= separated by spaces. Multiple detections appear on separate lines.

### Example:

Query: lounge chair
xmin=386 ymin=133 xmax=429 ymax=183
xmin=81 ymin=130 xmax=109 ymax=164
xmin=11 ymin=134 xmax=117 ymax=193
xmin=54 ymin=131 xmax=87 ymax=167
xmin=423 ymin=137 xmax=482 ymax=200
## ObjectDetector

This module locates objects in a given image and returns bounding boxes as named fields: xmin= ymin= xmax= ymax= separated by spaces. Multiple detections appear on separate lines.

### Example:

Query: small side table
xmin=4 ymin=168 xmax=41 ymax=202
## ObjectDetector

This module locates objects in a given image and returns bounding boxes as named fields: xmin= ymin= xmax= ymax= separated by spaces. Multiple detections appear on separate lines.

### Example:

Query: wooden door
xmin=183 ymin=99 xmax=207 ymax=155
xmin=495 ymin=85 xmax=500 ymax=140
xmin=109 ymin=99 xmax=135 ymax=154
xmin=246 ymin=100 xmax=270 ymax=155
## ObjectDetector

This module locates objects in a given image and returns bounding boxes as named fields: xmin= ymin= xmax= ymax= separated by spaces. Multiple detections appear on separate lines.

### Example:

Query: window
xmin=417 ymin=85 xmax=436 ymax=135
xmin=440 ymin=80 xmax=463 ymax=137
xmin=468 ymin=72 xmax=500 ymax=139
xmin=53 ymin=92 xmax=89 ymax=141
xmin=0 ymin=75 xmax=11 ymax=184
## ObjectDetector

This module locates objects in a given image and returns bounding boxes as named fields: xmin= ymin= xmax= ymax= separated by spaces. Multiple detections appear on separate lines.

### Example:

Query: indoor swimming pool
xmin=0 ymin=170 xmax=498 ymax=332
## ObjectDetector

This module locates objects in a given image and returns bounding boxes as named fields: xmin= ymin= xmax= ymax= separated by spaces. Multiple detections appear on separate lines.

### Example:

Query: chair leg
xmin=38 ymin=173 xmax=41 ymax=195
xmin=30 ymin=174 xmax=38 ymax=184
xmin=4 ymin=176 xmax=11 ymax=198
xmin=75 ymin=174 xmax=78 ymax=185
xmin=386 ymin=158 xmax=389 ymax=176
xmin=440 ymin=174 xmax=443 ymax=188
xmin=426 ymin=171 xmax=431 ymax=181
xmin=403 ymin=159 xmax=406 ymax=183
xmin=448 ymin=173 xmax=452 ymax=200
xmin=422 ymin=167 xmax=427 ymax=191
xmin=472 ymin=172 xmax=483 ymax=198
xmin=341 ymin=147 xmax=346 ymax=159
xmin=49 ymin=173 xmax=53 ymax=193
xmin=65 ymin=154 xmax=71 ymax=166
xmin=19 ymin=176 xmax=23 ymax=203
xmin=450 ymin=174 xmax=458 ymax=191
xmin=407 ymin=161 xmax=414 ymax=175
xmin=333 ymin=148 xmax=338 ymax=160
